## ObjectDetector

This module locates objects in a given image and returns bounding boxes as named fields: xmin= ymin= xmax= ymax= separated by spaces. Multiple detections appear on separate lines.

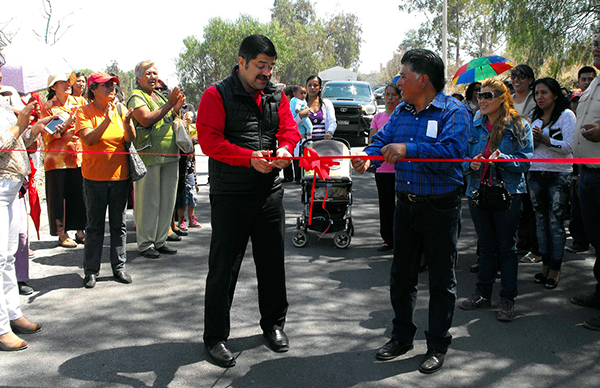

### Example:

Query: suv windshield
xmin=323 ymin=83 xmax=371 ymax=99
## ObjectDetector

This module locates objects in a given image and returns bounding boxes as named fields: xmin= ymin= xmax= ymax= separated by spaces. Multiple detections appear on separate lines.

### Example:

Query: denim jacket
xmin=463 ymin=115 xmax=534 ymax=197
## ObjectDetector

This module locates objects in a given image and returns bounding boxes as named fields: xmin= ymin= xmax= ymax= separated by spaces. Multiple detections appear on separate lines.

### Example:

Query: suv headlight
xmin=361 ymin=103 xmax=377 ymax=115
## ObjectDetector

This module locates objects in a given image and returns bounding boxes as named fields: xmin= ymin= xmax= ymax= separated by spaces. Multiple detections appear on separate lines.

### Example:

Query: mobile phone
xmin=44 ymin=116 xmax=65 ymax=134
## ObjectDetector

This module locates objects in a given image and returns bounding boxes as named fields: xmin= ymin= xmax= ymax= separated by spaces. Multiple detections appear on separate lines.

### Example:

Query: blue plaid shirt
xmin=365 ymin=92 xmax=471 ymax=196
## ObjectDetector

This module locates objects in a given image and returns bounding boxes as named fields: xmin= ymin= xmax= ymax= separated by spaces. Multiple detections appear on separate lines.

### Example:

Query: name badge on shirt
xmin=426 ymin=120 xmax=438 ymax=138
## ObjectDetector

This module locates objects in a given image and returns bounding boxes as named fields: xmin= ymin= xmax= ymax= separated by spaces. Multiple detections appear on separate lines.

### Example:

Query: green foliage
xmin=175 ymin=0 xmax=363 ymax=106
xmin=104 ymin=61 xmax=135 ymax=99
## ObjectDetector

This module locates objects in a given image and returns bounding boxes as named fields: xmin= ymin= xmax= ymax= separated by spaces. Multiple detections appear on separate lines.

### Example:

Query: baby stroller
xmin=292 ymin=137 xmax=354 ymax=249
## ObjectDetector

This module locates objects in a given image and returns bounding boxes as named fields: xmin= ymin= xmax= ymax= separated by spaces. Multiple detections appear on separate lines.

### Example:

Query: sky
xmin=2 ymin=0 xmax=425 ymax=86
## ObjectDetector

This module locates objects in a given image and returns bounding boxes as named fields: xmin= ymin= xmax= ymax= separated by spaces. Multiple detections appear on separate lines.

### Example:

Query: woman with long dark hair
xmin=296 ymin=75 xmax=336 ymax=140
xmin=459 ymin=79 xmax=533 ymax=322
xmin=528 ymin=78 xmax=576 ymax=289
xmin=463 ymin=82 xmax=481 ymax=116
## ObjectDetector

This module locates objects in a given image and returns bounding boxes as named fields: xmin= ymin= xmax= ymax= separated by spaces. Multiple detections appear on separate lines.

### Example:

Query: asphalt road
xmin=2 ymin=147 xmax=599 ymax=388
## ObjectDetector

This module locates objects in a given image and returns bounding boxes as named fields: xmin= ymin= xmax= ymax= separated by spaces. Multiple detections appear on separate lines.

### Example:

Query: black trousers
xmin=203 ymin=188 xmax=288 ymax=346
xmin=375 ymin=173 xmax=396 ymax=246
xmin=45 ymin=168 xmax=87 ymax=236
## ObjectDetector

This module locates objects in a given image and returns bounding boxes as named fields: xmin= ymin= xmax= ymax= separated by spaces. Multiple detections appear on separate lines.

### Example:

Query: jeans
xmin=578 ymin=167 xmax=600 ymax=296
xmin=82 ymin=178 xmax=130 ymax=276
xmin=390 ymin=191 xmax=461 ymax=353
xmin=469 ymin=194 xmax=523 ymax=301
xmin=528 ymin=172 xmax=571 ymax=270
xmin=203 ymin=189 xmax=288 ymax=346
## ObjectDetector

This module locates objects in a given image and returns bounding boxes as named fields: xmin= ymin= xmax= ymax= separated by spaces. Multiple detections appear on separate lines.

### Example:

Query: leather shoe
xmin=375 ymin=339 xmax=413 ymax=360
xmin=84 ymin=274 xmax=96 ymax=288
xmin=174 ymin=228 xmax=188 ymax=237
xmin=419 ymin=349 xmax=445 ymax=374
xmin=140 ymin=247 xmax=160 ymax=259
xmin=205 ymin=342 xmax=236 ymax=368
xmin=263 ymin=329 xmax=289 ymax=352
xmin=114 ymin=271 xmax=132 ymax=284
xmin=167 ymin=233 xmax=181 ymax=242
xmin=18 ymin=282 xmax=33 ymax=295
xmin=156 ymin=244 xmax=177 ymax=255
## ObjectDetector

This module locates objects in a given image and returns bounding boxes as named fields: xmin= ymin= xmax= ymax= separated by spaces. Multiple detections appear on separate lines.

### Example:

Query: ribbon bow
xmin=298 ymin=147 xmax=340 ymax=180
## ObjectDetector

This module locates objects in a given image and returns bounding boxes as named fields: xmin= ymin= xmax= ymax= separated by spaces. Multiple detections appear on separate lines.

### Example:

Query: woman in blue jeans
xmin=528 ymin=78 xmax=576 ymax=289
xmin=460 ymin=79 xmax=533 ymax=322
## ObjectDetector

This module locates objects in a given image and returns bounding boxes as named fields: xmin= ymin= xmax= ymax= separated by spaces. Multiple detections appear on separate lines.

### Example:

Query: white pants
xmin=0 ymin=179 xmax=23 ymax=335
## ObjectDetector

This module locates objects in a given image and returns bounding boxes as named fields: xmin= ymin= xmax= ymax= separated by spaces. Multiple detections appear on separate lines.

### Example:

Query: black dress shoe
xmin=469 ymin=262 xmax=479 ymax=273
xmin=419 ymin=349 xmax=445 ymax=374
xmin=18 ymin=282 xmax=33 ymax=295
xmin=113 ymin=271 xmax=132 ymax=284
xmin=375 ymin=339 xmax=414 ymax=360
xmin=84 ymin=274 xmax=96 ymax=288
xmin=205 ymin=342 xmax=236 ymax=368
xmin=156 ymin=244 xmax=177 ymax=255
xmin=140 ymin=247 xmax=161 ymax=259
xmin=167 ymin=233 xmax=181 ymax=242
xmin=263 ymin=329 xmax=289 ymax=352
xmin=174 ymin=228 xmax=188 ymax=237
xmin=377 ymin=243 xmax=393 ymax=252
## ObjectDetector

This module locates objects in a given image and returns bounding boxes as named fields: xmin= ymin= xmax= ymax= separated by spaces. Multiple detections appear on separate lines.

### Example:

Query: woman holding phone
xmin=41 ymin=72 xmax=87 ymax=248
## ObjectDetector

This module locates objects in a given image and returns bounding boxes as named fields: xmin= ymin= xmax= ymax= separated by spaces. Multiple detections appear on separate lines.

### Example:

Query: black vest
xmin=209 ymin=66 xmax=282 ymax=194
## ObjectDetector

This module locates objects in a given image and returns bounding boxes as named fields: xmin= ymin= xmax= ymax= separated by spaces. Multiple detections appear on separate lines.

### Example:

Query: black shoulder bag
xmin=471 ymin=166 xmax=512 ymax=211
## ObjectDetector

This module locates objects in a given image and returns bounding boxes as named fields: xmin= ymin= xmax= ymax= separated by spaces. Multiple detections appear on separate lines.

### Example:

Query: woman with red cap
xmin=75 ymin=72 xmax=136 ymax=289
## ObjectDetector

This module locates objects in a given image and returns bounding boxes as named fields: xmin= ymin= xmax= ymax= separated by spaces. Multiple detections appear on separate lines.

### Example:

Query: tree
xmin=323 ymin=13 xmax=363 ymax=70
xmin=33 ymin=0 xmax=78 ymax=45
xmin=105 ymin=61 xmax=135 ymax=100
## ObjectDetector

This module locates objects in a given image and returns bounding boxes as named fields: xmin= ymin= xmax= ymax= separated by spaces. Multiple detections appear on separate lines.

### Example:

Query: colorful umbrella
xmin=452 ymin=55 xmax=513 ymax=85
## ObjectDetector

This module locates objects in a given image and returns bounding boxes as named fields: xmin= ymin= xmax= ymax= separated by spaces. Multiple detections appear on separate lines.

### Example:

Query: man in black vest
xmin=196 ymin=34 xmax=300 ymax=368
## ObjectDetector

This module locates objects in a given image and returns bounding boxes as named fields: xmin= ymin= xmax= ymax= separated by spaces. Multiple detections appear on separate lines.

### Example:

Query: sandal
xmin=0 ymin=332 xmax=28 ymax=352
xmin=60 ymin=238 xmax=77 ymax=248
xmin=520 ymin=251 xmax=542 ymax=263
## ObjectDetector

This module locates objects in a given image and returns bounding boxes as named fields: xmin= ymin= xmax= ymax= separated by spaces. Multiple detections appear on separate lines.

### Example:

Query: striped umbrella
xmin=452 ymin=55 xmax=513 ymax=85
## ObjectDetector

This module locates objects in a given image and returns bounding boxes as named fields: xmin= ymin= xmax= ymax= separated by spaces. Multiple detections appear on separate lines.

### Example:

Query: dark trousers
xmin=203 ymin=188 xmax=288 ymax=346
xmin=569 ymin=173 xmax=588 ymax=246
xmin=390 ymin=192 xmax=461 ymax=353
xmin=82 ymin=178 xmax=129 ymax=275
xmin=578 ymin=168 xmax=600 ymax=296
xmin=45 ymin=168 xmax=87 ymax=236
xmin=470 ymin=195 xmax=522 ymax=301
xmin=516 ymin=188 xmax=539 ymax=253
xmin=375 ymin=173 xmax=396 ymax=246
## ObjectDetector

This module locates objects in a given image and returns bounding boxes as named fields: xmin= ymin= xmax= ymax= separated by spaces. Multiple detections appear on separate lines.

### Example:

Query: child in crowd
xmin=290 ymin=85 xmax=312 ymax=138
xmin=178 ymin=155 xmax=200 ymax=230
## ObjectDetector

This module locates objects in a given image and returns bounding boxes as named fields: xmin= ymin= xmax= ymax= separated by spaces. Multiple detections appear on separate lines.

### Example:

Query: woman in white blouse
xmin=527 ymin=77 xmax=577 ymax=289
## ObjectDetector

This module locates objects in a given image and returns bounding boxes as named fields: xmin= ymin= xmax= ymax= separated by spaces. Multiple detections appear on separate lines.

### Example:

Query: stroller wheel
xmin=292 ymin=230 xmax=310 ymax=248
xmin=333 ymin=231 xmax=351 ymax=249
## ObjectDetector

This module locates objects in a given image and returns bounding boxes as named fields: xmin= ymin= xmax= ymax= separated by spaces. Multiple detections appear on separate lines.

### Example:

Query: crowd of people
xmin=1 ymin=32 xmax=599 ymax=377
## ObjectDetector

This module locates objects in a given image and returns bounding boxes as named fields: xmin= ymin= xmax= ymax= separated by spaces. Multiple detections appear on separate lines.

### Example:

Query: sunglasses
xmin=477 ymin=91 xmax=498 ymax=100
xmin=593 ymin=40 xmax=600 ymax=49
xmin=510 ymin=73 xmax=528 ymax=80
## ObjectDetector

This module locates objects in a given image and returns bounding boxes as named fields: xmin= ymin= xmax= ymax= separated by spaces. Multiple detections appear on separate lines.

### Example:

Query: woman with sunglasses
xmin=463 ymin=82 xmax=481 ymax=116
xmin=75 ymin=72 xmax=136 ymax=288
xmin=528 ymin=78 xmax=576 ymax=289
xmin=510 ymin=64 xmax=536 ymax=117
xmin=460 ymin=79 xmax=533 ymax=322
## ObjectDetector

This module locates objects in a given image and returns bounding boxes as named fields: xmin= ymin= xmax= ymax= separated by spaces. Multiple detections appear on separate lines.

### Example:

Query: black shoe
xmin=84 ymin=274 xmax=96 ymax=288
xmin=205 ymin=342 xmax=236 ymax=368
xmin=571 ymin=293 xmax=600 ymax=309
xmin=469 ymin=263 xmax=479 ymax=273
xmin=140 ymin=247 xmax=161 ymax=259
xmin=167 ymin=233 xmax=181 ymax=242
xmin=174 ymin=228 xmax=188 ymax=237
xmin=18 ymin=282 xmax=33 ymax=295
xmin=375 ymin=339 xmax=414 ymax=361
xmin=113 ymin=271 xmax=132 ymax=284
xmin=566 ymin=242 xmax=589 ymax=253
xmin=156 ymin=244 xmax=177 ymax=255
xmin=419 ymin=349 xmax=445 ymax=374
xmin=263 ymin=329 xmax=289 ymax=352
xmin=377 ymin=243 xmax=393 ymax=252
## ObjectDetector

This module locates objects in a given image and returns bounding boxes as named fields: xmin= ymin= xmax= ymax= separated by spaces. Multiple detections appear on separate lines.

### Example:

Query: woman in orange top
xmin=75 ymin=72 xmax=136 ymax=289
xmin=41 ymin=72 xmax=87 ymax=247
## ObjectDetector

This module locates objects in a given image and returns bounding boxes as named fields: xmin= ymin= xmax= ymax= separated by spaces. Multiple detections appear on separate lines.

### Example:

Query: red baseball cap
xmin=87 ymin=72 xmax=119 ymax=88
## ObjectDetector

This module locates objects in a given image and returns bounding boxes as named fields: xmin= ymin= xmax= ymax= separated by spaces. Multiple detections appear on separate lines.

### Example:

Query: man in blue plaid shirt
xmin=352 ymin=49 xmax=471 ymax=374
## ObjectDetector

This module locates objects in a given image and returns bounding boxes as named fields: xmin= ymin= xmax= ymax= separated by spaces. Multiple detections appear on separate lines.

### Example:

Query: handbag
xmin=471 ymin=165 xmax=512 ymax=211
xmin=173 ymin=114 xmax=195 ymax=154
xmin=117 ymin=104 xmax=147 ymax=181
